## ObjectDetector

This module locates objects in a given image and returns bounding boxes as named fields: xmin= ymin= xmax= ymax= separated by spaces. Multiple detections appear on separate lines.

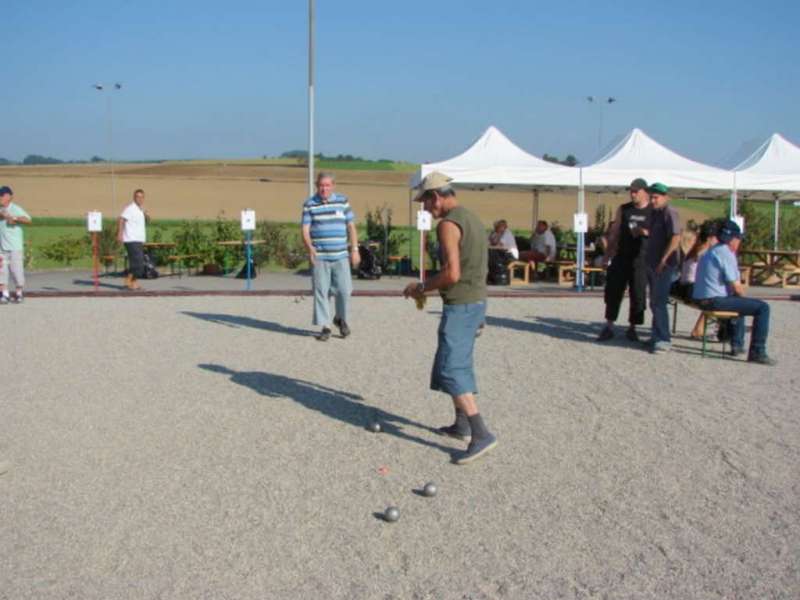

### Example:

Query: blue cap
xmin=717 ymin=220 xmax=742 ymax=243
xmin=0 ymin=186 xmax=12 ymax=196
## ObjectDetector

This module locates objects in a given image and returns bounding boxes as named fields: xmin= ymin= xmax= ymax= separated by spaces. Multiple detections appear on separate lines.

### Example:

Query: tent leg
xmin=774 ymin=198 xmax=780 ymax=251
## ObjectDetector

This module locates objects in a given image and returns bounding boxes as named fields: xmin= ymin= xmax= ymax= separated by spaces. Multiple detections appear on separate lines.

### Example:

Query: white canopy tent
xmin=733 ymin=133 xmax=800 ymax=249
xmin=411 ymin=125 xmax=580 ymax=190
xmin=580 ymin=128 xmax=732 ymax=192
xmin=409 ymin=126 xmax=582 ymax=281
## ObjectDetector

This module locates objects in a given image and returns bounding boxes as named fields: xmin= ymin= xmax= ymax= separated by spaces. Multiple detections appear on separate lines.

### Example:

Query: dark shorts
xmin=125 ymin=242 xmax=145 ymax=278
xmin=430 ymin=301 xmax=486 ymax=397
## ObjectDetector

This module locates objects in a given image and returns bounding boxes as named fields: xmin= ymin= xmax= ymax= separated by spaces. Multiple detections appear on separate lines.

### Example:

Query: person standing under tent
xmin=301 ymin=172 xmax=360 ymax=341
xmin=404 ymin=171 xmax=497 ymax=465
xmin=597 ymin=178 xmax=652 ymax=342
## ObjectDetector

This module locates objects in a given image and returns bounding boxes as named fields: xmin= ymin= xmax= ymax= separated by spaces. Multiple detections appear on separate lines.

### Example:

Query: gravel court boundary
xmin=1 ymin=295 xmax=798 ymax=599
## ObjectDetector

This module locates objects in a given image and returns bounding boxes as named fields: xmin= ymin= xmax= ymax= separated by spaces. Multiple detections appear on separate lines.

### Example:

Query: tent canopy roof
xmin=411 ymin=126 xmax=579 ymax=190
xmin=734 ymin=133 xmax=800 ymax=195
xmin=580 ymin=128 xmax=732 ymax=192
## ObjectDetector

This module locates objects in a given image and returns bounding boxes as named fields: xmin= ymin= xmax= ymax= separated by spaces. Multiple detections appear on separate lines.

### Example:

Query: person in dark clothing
xmin=597 ymin=178 xmax=653 ymax=342
xmin=643 ymin=183 xmax=682 ymax=353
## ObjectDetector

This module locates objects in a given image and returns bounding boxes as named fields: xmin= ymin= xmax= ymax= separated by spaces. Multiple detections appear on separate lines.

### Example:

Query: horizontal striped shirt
xmin=301 ymin=193 xmax=354 ymax=261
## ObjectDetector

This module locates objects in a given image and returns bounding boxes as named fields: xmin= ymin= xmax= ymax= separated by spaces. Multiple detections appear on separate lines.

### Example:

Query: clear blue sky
xmin=2 ymin=0 xmax=798 ymax=166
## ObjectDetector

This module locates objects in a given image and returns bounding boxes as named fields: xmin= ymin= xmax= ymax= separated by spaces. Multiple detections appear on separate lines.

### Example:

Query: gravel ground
xmin=1 ymin=296 xmax=798 ymax=600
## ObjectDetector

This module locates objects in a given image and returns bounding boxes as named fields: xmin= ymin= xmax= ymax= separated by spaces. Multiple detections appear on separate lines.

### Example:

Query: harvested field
xmin=0 ymin=162 xmax=711 ymax=229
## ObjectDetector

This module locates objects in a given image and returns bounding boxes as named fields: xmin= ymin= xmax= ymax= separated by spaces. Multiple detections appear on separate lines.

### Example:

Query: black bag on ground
xmin=142 ymin=252 xmax=159 ymax=279
xmin=487 ymin=248 xmax=510 ymax=285
xmin=236 ymin=257 xmax=257 ymax=279
xmin=357 ymin=243 xmax=382 ymax=280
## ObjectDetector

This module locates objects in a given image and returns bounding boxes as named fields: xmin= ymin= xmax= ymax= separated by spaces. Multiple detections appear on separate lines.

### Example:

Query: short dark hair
xmin=537 ymin=220 xmax=548 ymax=228
xmin=133 ymin=189 xmax=145 ymax=196
xmin=421 ymin=185 xmax=456 ymax=201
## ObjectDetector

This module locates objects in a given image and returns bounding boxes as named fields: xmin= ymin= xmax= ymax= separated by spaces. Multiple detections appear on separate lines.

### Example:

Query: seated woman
xmin=673 ymin=221 xmax=718 ymax=338
xmin=488 ymin=219 xmax=519 ymax=259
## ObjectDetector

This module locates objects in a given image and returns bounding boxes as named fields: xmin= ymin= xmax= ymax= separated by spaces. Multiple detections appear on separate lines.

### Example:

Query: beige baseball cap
xmin=413 ymin=171 xmax=453 ymax=202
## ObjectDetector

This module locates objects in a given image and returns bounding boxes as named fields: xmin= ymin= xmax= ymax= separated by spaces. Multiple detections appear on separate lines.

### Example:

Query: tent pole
xmin=576 ymin=169 xmax=585 ymax=292
xmin=773 ymin=198 xmax=780 ymax=251
xmin=532 ymin=189 xmax=540 ymax=231
xmin=730 ymin=173 xmax=737 ymax=220
xmin=409 ymin=188 xmax=414 ymax=273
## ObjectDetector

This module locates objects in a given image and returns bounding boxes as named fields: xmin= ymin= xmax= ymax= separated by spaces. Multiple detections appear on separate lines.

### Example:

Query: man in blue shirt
xmin=692 ymin=220 xmax=775 ymax=365
xmin=301 ymin=172 xmax=360 ymax=341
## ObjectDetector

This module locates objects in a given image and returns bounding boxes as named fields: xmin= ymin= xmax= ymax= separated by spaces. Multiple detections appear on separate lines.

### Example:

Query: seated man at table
xmin=488 ymin=219 xmax=519 ymax=259
xmin=519 ymin=220 xmax=556 ymax=263
xmin=692 ymin=220 xmax=776 ymax=365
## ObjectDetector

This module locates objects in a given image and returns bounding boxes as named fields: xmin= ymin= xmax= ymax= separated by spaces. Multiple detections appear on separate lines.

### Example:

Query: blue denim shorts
xmin=430 ymin=301 xmax=486 ymax=397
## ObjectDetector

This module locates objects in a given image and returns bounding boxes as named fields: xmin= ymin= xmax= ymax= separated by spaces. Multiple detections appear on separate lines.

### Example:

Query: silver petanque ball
xmin=423 ymin=482 xmax=438 ymax=497
xmin=384 ymin=506 xmax=400 ymax=522
xmin=368 ymin=422 xmax=382 ymax=433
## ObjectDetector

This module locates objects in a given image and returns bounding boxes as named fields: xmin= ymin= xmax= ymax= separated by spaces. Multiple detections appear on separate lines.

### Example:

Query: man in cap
xmin=301 ymin=172 xmax=360 ymax=341
xmin=692 ymin=220 xmax=775 ymax=365
xmin=597 ymin=178 xmax=652 ymax=341
xmin=404 ymin=172 xmax=497 ymax=464
xmin=0 ymin=186 xmax=32 ymax=304
xmin=643 ymin=183 xmax=682 ymax=353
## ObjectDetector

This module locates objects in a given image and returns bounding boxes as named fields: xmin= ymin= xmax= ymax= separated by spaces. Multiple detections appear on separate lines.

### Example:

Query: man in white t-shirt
xmin=117 ymin=189 xmax=148 ymax=290
xmin=520 ymin=220 xmax=556 ymax=263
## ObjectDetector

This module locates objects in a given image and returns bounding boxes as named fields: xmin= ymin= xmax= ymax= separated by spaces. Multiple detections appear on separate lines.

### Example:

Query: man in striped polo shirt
xmin=301 ymin=172 xmax=360 ymax=341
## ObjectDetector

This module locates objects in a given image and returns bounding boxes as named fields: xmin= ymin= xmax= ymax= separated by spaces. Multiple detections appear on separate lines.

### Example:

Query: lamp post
xmin=93 ymin=82 xmax=122 ymax=216
xmin=586 ymin=96 xmax=616 ymax=153
xmin=308 ymin=0 xmax=315 ymax=198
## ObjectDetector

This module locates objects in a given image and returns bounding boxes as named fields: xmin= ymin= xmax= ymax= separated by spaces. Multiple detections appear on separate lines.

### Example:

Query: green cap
xmin=413 ymin=171 xmax=453 ymax=201
xmin=649 ymin=182 xmax=669 ymax=195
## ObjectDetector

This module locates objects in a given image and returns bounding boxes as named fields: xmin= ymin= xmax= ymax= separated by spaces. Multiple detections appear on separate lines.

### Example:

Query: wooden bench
xmin=780 ymin=267 xmax=800 ymax=288
xmin=167 ymin=254 xmax=202 ymax=277
xmin=507 ymin=261 xmax=531 ymax=285
xmin=552 ymin=263 xmax=604 ymax=288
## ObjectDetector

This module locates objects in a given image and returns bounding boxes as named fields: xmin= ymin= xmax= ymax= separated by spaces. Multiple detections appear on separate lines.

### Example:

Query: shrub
xmin=40 ymin=236 xmax=89 ymax=265
xmin=364 ymin=205 xmax=408 ymax=267
xmin=173 ymin=221 xmax=214 ymax=267
xmin=255 ymin=221 xmax=306 ymax=268
xmin=211 ymin=213 xmax=242 ymax=268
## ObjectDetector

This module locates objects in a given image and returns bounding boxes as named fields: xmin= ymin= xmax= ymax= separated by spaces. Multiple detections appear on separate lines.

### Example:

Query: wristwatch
xmin=416 ymin=282 xmax=425 ymax=295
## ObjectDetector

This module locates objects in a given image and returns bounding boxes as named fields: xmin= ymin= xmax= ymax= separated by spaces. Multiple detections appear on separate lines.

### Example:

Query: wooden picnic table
xmin=739 ymin=249 xmax=800 ymax=284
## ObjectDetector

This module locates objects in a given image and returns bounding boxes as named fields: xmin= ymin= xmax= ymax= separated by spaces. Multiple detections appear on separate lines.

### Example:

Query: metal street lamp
xmin=93 ymin=82 xmax=123 ymax=215
xmin=308 ymin=0 xmax=315 ymax=198
xmin=586 ymin=96 xmax=617 ymax=153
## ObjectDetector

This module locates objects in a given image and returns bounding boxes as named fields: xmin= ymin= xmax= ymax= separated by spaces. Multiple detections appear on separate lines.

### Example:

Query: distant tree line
xmin=280 ymin=150 xmax=392 ymax=163
xmin=0 ymin=155 xmax=163 ymax=165
xmin=542 ymin=153 xmax=579 ymax=167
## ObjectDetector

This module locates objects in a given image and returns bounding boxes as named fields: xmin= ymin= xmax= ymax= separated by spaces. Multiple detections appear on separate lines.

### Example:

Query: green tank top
xmin=439 ymin=205 xmax=488 ymax=305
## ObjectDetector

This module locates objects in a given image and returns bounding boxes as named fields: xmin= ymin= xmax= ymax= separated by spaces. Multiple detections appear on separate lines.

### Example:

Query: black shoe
xmin=625 ymin=327 xmax=640 ymax=342
xmin=316 ymin=327 xmax=332 ymax=341
xmin=597 ymin=326 xmax=614 ymax=342
xmin=436 ymin=423 xmax=471 ymax=441
xmin=748 ymin=353 xmax=776 ymax=366
xmin=333 ymin=317 xmax=350 ymax=338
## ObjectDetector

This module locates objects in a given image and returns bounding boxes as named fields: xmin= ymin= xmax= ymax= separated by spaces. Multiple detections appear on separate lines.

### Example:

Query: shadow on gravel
xmin=485 ymin=315 xmax=604 ymax=343
xmin=182 ymin=311 xmax=314 ymax=337
xmin=199 ymin=364 xmax=454 ymax=455
xmin=73 ymin=278 xmax=128 ymax=290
